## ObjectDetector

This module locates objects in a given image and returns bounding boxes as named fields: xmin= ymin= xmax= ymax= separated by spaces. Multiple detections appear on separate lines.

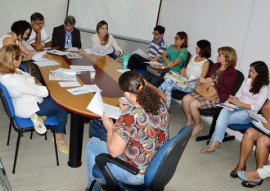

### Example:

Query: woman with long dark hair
xmin=85 ymin=71 xmax=169 ymax=190
xmin=201 ymin=61 xmax=269 ymax=154
xmin=91 ymin=20 xmax=122 ymax=58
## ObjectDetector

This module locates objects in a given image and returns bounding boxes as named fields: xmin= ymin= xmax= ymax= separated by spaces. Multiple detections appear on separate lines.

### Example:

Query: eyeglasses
xmin=34 ymin=21 xmax=45 ymax=26
xmin=152 ymin=32 xmax=160 ymax=36
xmin=174 ymin=36 xmax=180 ymax=40
xmin=218 ymin=53 xmax=224 ymax=57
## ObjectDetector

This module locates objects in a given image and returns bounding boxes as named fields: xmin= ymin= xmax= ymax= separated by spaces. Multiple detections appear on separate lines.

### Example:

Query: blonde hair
xmin=0 ymin=45 xmax=21 ymax=74
xmin=218 ymin=46 xmax=237 ymax=67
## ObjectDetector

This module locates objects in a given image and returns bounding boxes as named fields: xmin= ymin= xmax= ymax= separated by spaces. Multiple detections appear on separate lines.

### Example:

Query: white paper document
xmin=52 ymin=68 xmax=76 ymax=76
xmin=117 ymin=69 xmax=131 ymax=74
xmin=252 ymin=120 xmax=270 ymax=135
xmin=217 ymin=101 xmax=239 ymax=111
xmin=66 ymin=52 xmax=82 ymax=59
xmin=87 ymin=91 xmax=121 ymax=119
xmin=144 ymin=61 xmax=162 ymax=67
xmin=67 ymin=85 xmax=102 ymax=95
xmin=34 ymin=60 xmax=60 ymax=67
xmin=47 ymin=49 xmax=67 ymax=56
xmin=32 ymin=51 xmax=48 ymax=62
xmin=70 ymin=65 xmax=95 ymax=72
xmin=132 ymin=49 xmax=149 ymax=59
xmin=248 ymin=111 xmax=267 ymax=123
xmin=58 ymin=81 xmax=81 ymax=87
xmin=49 ymin=73 xmax=77 ymax=81
xmin=84 ymin=48 xmax=106 ymax=56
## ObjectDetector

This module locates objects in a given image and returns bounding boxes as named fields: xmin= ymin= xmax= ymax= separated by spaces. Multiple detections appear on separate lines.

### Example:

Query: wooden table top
xmin=39 ymin=50 xmax=166 ymax=118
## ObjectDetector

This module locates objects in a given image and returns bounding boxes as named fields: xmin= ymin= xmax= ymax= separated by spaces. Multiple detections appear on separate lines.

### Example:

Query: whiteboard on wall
xmin=67 ymin=0 xmax=161 ymax=42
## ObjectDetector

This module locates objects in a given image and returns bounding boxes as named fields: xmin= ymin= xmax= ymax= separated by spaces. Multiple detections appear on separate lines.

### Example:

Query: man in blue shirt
xmin=127 ymin=25 xmax=166 ymax=70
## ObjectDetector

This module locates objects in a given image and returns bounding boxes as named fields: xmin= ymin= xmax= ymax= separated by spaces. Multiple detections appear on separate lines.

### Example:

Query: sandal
xmin=30 ymin=114 xmax=47 ymax=135
xmin=52 ymin=138 xmax=69 ymax=154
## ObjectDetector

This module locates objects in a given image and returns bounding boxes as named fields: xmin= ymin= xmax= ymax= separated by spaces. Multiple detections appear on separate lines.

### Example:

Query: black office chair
xmin=172 ymin=59 xmax=214 ymax=100
xmin=89 ymin=125 xmax=193 ymax=191
xmin=195 ymin=70 xmax=245 ymax=143
xmin=0 ymin=83 xmax=59 ymax=174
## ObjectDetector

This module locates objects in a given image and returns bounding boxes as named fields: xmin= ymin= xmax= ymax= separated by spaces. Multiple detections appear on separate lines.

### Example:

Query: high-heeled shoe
xmin=241 ymin=180 xmax=263 ymax=188
xmin=230 ymin=166 xmax=246 ymax=178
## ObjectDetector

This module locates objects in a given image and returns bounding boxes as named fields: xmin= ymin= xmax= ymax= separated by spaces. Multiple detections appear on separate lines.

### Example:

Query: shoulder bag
xmin=194 ymin=82 xmax=218 ymax=101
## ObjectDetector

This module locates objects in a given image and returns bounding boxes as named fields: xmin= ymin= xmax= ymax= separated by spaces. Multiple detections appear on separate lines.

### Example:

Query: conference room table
xmin=39 ymin=50 xmax=166 ymax=168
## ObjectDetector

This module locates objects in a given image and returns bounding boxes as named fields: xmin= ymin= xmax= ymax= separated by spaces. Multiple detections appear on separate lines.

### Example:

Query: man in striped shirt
xmin=127 ymin=25 xmax=166 ymax=70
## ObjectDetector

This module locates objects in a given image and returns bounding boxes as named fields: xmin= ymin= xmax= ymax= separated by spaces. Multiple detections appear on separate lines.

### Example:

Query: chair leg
xmin=7 ymin=120 xmax=12 ymax=146
xmin=52 ymin=129 xmax=59 ymax=166
xmin=13 ymin=131 xmax=22 ymax=174
xmin=30 ymin=130 xmax=33 ymax=139
xmin=89 ymin=180 xmax=97 ymax=191
xmin=45 ymin=132 xmax=47 ymax=140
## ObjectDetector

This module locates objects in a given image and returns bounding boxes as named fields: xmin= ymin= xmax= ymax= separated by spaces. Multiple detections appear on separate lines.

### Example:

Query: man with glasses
xmin=52 ymin=15 xmax=81 ymax=49
xmin=27 ymin=12 xmax=52 ymax=51
xmin=127 ymin=25 xmax=166 ymax=70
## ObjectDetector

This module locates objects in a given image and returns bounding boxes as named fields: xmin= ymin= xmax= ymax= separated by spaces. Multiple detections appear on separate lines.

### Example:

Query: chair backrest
xmin=145 ymin=125 xmax=192 ymax=190
xmin=231 ymin=70 xmax=244 ymax=95
xmin=183 ymin=52 xmax=191 ymax=68
xmin=0 ymin=83 xmax=15 ymax=119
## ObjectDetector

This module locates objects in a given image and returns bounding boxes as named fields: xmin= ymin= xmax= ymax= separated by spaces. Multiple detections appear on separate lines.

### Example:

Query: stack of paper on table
xmin=66 ymin=52 xmax=82 ymax=59
xmin=87 ymin=91 xmax=121 ymax=119
xmin=70 ymin=65 xmax=95 ymax=73
xmin=132 ymin=49 xmax=149 ymax=59
xmin=67 ymin=85 xmax=102 ymax=95
xmin=47 ymin=49 xmax=67 ymax=56
xmin=84 ymin=48 xmax=106 ymax=56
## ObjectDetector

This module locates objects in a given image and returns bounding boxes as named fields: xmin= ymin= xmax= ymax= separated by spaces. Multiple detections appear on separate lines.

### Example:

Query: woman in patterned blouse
xmin=85 ymin=71 xmax=169 ymax=190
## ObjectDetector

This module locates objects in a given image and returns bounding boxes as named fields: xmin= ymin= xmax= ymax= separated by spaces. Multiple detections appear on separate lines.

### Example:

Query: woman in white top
xmin=0 ymin=45 xmax=69 ymax=154
xmin=0 ymin=20 xmax=37 ymax=61
xmin=91 ymin=20 xmax=122 ymax=58
xmin=158 ymin=40 xmax=211 ymax=108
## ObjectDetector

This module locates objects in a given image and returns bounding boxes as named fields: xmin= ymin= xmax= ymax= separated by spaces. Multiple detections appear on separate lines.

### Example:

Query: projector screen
xmin=67 ymin=0 xmax=161 ymax=42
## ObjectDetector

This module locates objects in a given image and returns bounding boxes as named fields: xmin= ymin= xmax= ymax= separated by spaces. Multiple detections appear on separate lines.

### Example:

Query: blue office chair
xmin=89 ymin=125 xmax=193 ymax=191
xmin=0 ymin=83 xmax=59 ymax=174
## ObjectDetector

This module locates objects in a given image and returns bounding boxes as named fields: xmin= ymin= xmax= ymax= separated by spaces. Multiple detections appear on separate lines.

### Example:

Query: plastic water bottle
xmin=122 ymin=54 xmax=130 ymax=69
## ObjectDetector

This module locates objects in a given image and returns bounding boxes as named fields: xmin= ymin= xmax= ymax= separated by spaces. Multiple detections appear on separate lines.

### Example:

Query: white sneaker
xmin=30 ymin=114 xmax=47 ymax=135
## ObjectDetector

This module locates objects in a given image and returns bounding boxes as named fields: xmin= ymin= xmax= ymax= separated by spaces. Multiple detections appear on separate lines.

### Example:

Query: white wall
xmin=1 ymin=0 xmax=270 ymax=80
xmin=0 ymin=0 xmax=68 ymax=42
xmin=159 ymin=0 xmax=270 ymax=80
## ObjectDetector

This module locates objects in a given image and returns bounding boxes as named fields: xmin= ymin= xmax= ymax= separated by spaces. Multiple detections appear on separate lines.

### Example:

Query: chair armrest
xmin=96 ymin=153 xmax=139 ymax=175
xmin=94 ymin=153 xmax=140 ymax=191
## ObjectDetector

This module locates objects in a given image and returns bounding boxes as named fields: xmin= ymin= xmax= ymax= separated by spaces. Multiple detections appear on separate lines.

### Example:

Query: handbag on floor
xmin=194 ymin=82 xmax=218 ymax=101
